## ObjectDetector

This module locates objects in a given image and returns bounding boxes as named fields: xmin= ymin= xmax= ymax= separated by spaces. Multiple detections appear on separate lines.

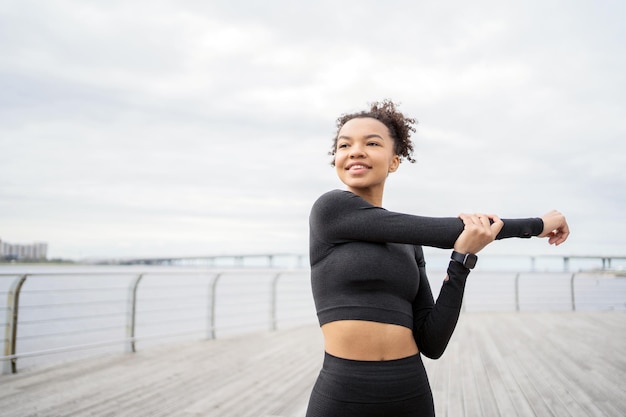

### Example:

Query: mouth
xmin=345 ymin=163 xmax=371 ymax=171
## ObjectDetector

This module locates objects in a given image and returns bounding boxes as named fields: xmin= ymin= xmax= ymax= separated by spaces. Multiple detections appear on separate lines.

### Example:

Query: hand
xmin=454 ymin=213 xmax=504 ymax=254
xmin=539 ymin=210 xmax=570 ymax=246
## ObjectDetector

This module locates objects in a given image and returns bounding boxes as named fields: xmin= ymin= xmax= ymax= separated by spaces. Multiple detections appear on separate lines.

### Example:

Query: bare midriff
xmin=321 ymin=320 xmax=419 ymax=361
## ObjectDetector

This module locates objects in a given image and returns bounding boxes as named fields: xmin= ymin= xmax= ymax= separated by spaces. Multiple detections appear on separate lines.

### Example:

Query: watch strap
xmin=451 ymin=250 xmax=478 ymax=269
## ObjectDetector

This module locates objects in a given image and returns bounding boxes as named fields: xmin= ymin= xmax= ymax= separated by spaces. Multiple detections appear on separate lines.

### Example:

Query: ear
xmin=388 ymin=155 xmax=401 ymax=173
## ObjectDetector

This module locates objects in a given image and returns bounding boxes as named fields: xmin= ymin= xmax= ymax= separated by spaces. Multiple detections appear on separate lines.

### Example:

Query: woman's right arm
xmin=412 ymin=214 xmax=504 ymax=359
xmin=412 ymin=212 xmax=570 ymax=358
xmin=311 ymin=190 xmax=544 ymax=249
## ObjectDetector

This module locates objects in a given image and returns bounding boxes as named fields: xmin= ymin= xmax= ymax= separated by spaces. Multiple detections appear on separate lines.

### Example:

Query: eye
xmin=367 ymin=142 xmax=381 ymax=146
xmin=337 ymin=143 xmax=349 ymax=149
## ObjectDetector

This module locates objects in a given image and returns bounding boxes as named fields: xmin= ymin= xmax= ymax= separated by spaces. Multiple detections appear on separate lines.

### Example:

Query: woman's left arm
xmin=538 ymin=210 xmax=570 ymax=245
xmin=492 ymin=210 xmax=570 ymax=245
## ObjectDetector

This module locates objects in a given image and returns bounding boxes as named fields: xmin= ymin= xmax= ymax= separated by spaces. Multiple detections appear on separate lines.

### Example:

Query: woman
xmin=305 ymin=100 xmax=569 ymax=417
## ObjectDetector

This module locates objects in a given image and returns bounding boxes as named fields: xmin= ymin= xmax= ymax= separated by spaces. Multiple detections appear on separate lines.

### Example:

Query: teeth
xmin=350 ymin=165 xmax=368 ymax=169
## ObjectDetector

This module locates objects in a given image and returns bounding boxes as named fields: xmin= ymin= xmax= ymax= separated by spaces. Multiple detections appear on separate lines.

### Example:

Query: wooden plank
xmin=445 ymin=335 xmax=465 ymax=417
xmin=0 ymin=313 xmax=624 ymax=417
xmin=0 ymin=325 xmax=323 ymax=417
xmin=457 ymin=318 xmax=488 ymax=417
xmin=423 ymin=343 xmax=449 ymax=416
xmin=474 ymin=316 xmax=532 ymax=416
xmin=526 ymin=313 xmax=626 ymax=416
xmin=489 ymin=314 xmax=557 ymax=416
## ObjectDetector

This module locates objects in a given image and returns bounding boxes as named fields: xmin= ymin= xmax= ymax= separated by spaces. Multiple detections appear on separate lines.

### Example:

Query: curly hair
xmin=330 ymin=99 xmax=416 ymax=166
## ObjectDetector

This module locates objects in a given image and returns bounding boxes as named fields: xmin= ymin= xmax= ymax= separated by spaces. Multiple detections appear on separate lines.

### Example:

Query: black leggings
xmin=305 ymin=352 xmax=435 ymax=417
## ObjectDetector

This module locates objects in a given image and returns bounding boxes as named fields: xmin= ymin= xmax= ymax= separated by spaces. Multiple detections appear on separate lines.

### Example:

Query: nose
xmin=349 ymin=143 xmax=365 ymax=158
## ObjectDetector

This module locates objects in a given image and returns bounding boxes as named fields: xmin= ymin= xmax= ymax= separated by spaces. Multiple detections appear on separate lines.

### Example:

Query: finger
xmin=476 ymin=216 xmax=492 ymax=234
xmin=477 ymin=214 xmax=491 ymax=227
xmin=489 ymin=215 xmax=504 ymax=235
xmin=559 ymin=222 xmax=570 ymax=244
xmin=548 ymin=229 xmax=566 ymax=246
xmin=462 ymin=214 xmax=480 ymax=227
xmin=549 ymin=217 xmax=570 ymax=245
xmin=471 ymin=214 xmax=484 ymax=226
xmin=485 ymin=214 xmax=499 ymax=225
xmin=555 ymin=227 xmax=570 ymax=245
xmin=458 ymin=213 xmax=472 ymax=226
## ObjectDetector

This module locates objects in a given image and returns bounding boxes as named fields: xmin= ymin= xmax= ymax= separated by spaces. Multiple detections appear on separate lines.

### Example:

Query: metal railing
xmin=1 ymin=269 xmax=313 ymax=374
xmin=1 ymin=268 xmax=625 ymax=375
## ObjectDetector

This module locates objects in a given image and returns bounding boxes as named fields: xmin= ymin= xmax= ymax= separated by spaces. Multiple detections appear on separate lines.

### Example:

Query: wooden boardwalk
xmin=1 ymin=312 xmax=624 ymax=417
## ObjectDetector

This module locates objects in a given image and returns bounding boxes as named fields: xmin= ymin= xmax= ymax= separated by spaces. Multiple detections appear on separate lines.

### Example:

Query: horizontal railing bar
xmin=217 ymin=300 xmax=271 ymax=307
xmin=18 ymin=327 xmax=124 ymax=341
xmin=0 ymin=328 xmax=232 ymax=361
xmin=135 ymin=306 xmax=207 ymax=315
xmin=17 ymin=312 xmax=127 ymax=325
xmin=278 ymin=319 xmax=315 ymax=325
xmin=276 ymin=294 xmax=313 ymax=299
xmin=136 ymin=317 xmax=207 ymax=326
xmin=1 ymin=285 xmax=213 ymax=292
xmin=16 ymin=288 xmax=130 ymax=294
xmin=0 ymin=272 xmax=203 ymax=277
xmin=137 ymin=319 xmax=208 ymax=327
xmin=133 ymin=292 xmax=209 ymax=298
xmin=216 ymin=311 xmax=272 ymax=318
xmin=133 ymin=296 xmax=208 ymax=303
xmin=0 ymin=327 xmax=213 ymax=361
xmin=218 ymin=322 xmax=271 ymax=330
xmin=130 ymin=284 xmax=211 ymax=290
xmin=0 ymin=269 xmax=301 ymax=278
xmin=18 ymin=300 xmax=127 ymax=309
xmin=1 ymin=339 xmax=131 ymax=361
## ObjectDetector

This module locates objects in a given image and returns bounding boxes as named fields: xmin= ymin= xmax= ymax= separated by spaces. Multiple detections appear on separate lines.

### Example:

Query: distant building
xmin=0 ymin=238 xmax=48 ymax=261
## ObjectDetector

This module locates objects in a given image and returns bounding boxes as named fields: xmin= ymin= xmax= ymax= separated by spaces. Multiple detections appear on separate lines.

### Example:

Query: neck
xmin=347 ymin=186 xmax=384 ymax=207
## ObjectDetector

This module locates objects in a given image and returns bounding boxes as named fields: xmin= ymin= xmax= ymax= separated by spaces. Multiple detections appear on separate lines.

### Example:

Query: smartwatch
xmin=451 ymin=251 xmax=478 ymax=269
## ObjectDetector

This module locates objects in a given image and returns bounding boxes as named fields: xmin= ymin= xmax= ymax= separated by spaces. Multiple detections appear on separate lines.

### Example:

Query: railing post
xmin=126 ymin=274 xmax=144 ymax=353
xmin=3 ymin=274 xmax=28 ymax=375
xmin=570 ymin=273 xmax=577 ymax=311
xmin=514 ymin=273 xmax=521 ymax=312
xmin=209 ymin=274 xmax=222 ymax=339
xmin=270 ymin=273 xmax=282 ymax=331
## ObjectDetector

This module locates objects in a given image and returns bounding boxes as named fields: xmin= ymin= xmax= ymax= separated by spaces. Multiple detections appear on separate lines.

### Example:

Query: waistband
xmin=323 ymin=351 xmax=422 ymax=368
xmin=315 ymin=351 xmax=431 ymax=403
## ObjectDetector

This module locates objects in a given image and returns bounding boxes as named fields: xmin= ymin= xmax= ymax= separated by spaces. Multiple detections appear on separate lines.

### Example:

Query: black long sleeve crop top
xmin=309 ymin=190 xmax=544 ymax=358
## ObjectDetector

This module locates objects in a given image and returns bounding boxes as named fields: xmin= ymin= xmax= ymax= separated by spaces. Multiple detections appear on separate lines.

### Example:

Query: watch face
xmin=465 ymin=254 xmax=478 ymax=269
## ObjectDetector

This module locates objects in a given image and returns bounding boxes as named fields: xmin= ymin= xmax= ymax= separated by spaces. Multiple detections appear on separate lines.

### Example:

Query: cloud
xmin=1 ymin=0 xmax=625 ymax=260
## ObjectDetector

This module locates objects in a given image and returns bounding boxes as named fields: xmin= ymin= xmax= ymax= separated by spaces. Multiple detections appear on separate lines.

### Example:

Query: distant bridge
xmin=94 ymin=253 xmax=307 ymax=268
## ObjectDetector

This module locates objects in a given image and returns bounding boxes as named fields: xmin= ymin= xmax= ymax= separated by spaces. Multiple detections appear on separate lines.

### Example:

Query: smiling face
xmin=334 ymin=117 xmax=400 ymax=206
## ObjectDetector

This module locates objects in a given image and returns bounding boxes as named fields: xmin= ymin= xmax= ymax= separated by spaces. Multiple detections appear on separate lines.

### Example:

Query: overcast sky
xmin=1 ymin=0 xmax=625 ymax=261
